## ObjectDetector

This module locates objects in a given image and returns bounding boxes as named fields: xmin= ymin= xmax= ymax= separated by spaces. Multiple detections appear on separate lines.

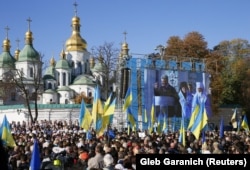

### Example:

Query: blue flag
xmin=107 ymin=129 xmax=115 ymax=139
xmin=219 ymin=117 xmax=224 ymax=138
xmin=29 ymin=139 xmax=41 ymax=170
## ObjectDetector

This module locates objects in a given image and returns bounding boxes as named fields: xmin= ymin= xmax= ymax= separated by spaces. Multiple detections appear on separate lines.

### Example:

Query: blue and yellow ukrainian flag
xmin=29 ymin=139 xmax=41 ymax=170
xmin=92 ymin=85 xmax=104 ymax=130
xmin=178 ymin=118 xmax=186 ymax=147
xmin=127 ymin=107 xmax=136 ymax=129
xmin=0 ymin=115 xmax=16 ymax=147
xmin=241 ymin=115 xmax=249 ymax=132
xmin=79 ymin=99 xmax=92 ymax=131
xmin=188 ymin=105 xmax=199 ymax=129
xmin=123 ymin=87 xmax=132 ymax=112
xmin=97 ymin=97 xmax=116 ymax=137
xmin=190 ymin=104 xmax=208 ymax=140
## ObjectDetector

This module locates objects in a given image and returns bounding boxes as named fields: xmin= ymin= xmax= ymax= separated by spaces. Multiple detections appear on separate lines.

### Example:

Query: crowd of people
xmin=0 ymin=118 xmax=249 ymax=170
xmin=0 ymin=76 xmax=247 ymax=169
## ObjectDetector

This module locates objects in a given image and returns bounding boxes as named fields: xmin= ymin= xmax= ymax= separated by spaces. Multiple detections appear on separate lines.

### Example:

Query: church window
xmin=30 ymin=67 xmax=33 ymax=77
xmin=63 ymin=72 xmax=66 ymax=86
xmin=48 ymin=82 xmax=52 ymax=89
xmin=77 ymin=62 xmax=82 ymax=74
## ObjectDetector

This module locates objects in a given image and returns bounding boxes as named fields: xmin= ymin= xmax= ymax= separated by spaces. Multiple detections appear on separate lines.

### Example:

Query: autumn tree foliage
xmin=74 ymin=92 xmax=93 ymax=104
xmin=165 ymin=31 xmax=209 ymax=59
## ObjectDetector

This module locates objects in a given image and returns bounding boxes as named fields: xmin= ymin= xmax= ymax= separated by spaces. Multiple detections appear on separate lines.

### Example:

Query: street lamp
xmin=17 ymin=109 xmax=30 ymax=126
xmin=155 ymin=44 xmax=165 ymax=61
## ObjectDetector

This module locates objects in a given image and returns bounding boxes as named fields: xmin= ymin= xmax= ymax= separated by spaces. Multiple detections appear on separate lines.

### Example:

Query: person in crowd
xmin=0 ymin=139 xmax=9 ymax=170
xmin=87 ymin=145 xmax=104 ymax=170
xmin=103 ymin=153 xmax=114 ymax=170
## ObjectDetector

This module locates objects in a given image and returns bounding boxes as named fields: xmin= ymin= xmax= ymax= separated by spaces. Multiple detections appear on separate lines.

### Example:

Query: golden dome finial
xmin=121 ymin=31 xmax=129 ymax=56
xmin=65 ymin=2 xmax=87 ymax=51
xmin=25 ymin=17 xmax=33 ymax=45
xmin=14 ymin=39 xmax=20 ymax=60
xmin=50 ymin=56 xmax=56 ymax=66
xmin=60 ymin=48 xmax=66 ymax=59
xmin=2 ymin=26 xmax=11 ymax=52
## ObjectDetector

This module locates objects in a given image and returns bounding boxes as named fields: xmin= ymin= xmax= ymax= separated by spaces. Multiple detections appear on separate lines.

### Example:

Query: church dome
xmin=0 ymin=38 xmax=15 ymax=67
xmin=18 ymin=31 xmax=40 ymax=62
xmin=65 ymin=16 xmax=87 ymax=51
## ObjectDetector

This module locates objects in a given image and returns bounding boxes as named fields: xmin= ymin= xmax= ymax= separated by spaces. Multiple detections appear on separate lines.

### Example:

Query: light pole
xmin=155 ymin=44 xmax=165 ymax=61
xmin=17 ymin=109 xmax=29 ymax=126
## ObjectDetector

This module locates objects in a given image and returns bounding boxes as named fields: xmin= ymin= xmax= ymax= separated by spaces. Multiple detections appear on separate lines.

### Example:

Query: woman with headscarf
xmin=178 ymin=81 xmax=193 ymax=119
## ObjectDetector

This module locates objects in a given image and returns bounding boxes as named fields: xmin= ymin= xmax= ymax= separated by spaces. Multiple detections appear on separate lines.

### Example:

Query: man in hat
xmin=191 ymin=82 xmax=212 ymax=118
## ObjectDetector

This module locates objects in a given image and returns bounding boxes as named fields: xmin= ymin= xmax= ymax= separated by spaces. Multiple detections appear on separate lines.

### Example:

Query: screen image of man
xmin=154 ymin=75 xmax=180 ymax=117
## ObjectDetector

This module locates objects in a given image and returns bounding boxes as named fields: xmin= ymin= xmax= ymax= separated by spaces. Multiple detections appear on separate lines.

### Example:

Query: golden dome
xmin=15 ymin=49 xmax=20 ymax=60
xmin=2 ymin=39 xmax=11 ymax=52
xmin=65 ymin=16 xmax=87 ymax=51
xmin=50 ymin=56 xmax=56 ymax=66
xmin=25 ymin=31 xmax=33 ymax=45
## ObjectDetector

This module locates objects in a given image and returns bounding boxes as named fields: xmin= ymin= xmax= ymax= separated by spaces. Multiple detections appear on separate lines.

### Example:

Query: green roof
xmin=0 ymin=51 xmax=16 ymax=67
xmin=55 ymin=59 xmax=70 ymax=69
xmin=72 ymin=74 xmax=96 ymax=85
xmin=18 ymin=44 xmax=40 ymax=61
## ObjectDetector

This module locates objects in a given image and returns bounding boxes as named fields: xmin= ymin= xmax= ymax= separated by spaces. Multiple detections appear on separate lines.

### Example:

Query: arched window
xmin=77 ymin=62 xmax=82 ymax=74
xmin=29 ymin=67 xmax=33 ymax=77
xmin=48 ymin=82 xmax=52 ymax=89
xmin=63 ymin=72 xmax=66 ymax=86
xmin=72 ymin=61 xmax=75 ymax=75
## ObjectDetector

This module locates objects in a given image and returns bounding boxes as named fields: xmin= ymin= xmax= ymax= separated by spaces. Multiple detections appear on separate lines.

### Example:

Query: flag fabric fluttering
xmin=190 ymin=104 xmax=208 ymax=140
xmin=79 ymin=99 xmax=92 ymax=131
xmin=188 ymin=105 xmax=199 ymax=130
xmin=29 ymin=139 xmax=41 ymax=170
xmin=104 ymin=92 xmax=113 ymax=113
xmin=178 ymin=118 xmax=186 ymax=147
xmin=0 ymin=115 xmax=16 ymax=147
xmin=103 ymin=98 xmax=116 ymax=117
xmin=231 ymin=108 xmax=238 ymax=129
xmin=150 ymin=97 xmax=156 ymax=128
xmin=241 ymin=115 xmax=249 ymax=131
xmin=123 ymin=87 xmax=132 ymax=112
xmin=219 ymin=117 xmax=224 ymax=138
xmin=97 ymin=97 xmax=116 ymax=137
xmin=127 ymin=107 xmax=136 ymax=128
xmin=92 ymin=85 xmax=104 ymax=130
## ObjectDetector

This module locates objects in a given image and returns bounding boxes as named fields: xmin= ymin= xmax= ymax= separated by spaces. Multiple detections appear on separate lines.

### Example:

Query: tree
xmin=182 ymin=31 xmax=209 ymax=59
xmin=7 ymin=53 xmax=44 ymax=124
xmin=213 ymin=39 xmax=250 ymax=114
xmin=91 ymin=42 xmax=119 ymax=99
xmin=165 ymin=36 xmax=184 ymax=58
